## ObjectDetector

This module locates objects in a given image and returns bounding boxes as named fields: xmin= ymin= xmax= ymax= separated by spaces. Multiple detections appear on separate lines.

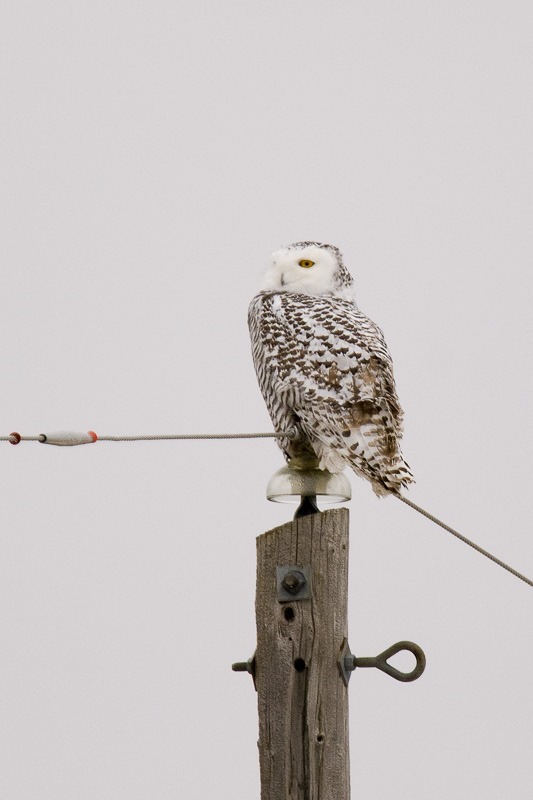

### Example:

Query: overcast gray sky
xmin=1 ymin=2 xmax=532 ymax=798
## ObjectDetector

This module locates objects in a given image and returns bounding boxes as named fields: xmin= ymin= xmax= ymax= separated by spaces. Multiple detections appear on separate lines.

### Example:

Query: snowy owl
xmin=248 ymin=241 xmax=414 ymax=496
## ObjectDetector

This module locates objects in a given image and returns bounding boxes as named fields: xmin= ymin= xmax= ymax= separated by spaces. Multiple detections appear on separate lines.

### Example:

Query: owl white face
xmin=260 ymin=244 xmax=341 ymax=296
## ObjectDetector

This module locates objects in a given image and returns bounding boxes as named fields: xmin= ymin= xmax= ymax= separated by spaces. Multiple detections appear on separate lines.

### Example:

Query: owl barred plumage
xmin=248 ymin=241 xmax=414 ymax=497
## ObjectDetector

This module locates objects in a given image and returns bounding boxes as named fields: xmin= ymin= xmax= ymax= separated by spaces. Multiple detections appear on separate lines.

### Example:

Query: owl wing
xmin=249 ymin=290 xmax=411 ymax=491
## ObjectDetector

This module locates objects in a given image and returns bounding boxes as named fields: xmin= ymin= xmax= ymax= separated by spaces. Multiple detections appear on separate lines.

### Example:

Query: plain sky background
xmin=1 ymin=2 xmax=532 ymax=798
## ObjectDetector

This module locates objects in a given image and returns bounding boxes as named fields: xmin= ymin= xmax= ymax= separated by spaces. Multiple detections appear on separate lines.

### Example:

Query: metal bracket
xmin=276 ymin=565 xmax=312 ymax=602
xmin=338 ymin=639 xmax=426 ymax=686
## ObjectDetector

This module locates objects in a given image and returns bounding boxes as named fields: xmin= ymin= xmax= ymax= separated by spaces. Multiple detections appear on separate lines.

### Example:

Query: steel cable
xmin=396 ymin=493 xmax=533 ymax=588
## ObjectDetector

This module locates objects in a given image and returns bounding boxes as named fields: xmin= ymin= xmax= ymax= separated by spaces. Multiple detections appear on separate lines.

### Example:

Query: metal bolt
xmin=281 ymin=570 xmax=306 ymax=595
xmin=232 ymin=661 xmax=251 ymax=673
xmin=232 ymin=657 xmax=255 ymax=675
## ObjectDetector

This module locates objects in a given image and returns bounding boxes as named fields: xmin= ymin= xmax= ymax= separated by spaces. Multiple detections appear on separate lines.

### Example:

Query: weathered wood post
xmin=233 ymin=467 xmax=425 ymax=797
xmin=255 ymin=508 xmax=350 ymax=800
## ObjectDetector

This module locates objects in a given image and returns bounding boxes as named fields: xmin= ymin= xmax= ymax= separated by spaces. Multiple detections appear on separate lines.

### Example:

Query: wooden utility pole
xmin=232 ymin=503 xmax=425 ymax=798
xmin=255 ymin=508 xmax=350 ymax=800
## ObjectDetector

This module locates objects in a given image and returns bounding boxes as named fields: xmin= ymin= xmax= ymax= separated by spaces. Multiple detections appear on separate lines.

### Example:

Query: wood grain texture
xmin=255 ymin=508 xmax=350 ymax=800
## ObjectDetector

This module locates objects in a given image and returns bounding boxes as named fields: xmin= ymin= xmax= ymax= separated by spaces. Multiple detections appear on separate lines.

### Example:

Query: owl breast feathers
xmin=248 ymin=241 xmax=414 ymax=497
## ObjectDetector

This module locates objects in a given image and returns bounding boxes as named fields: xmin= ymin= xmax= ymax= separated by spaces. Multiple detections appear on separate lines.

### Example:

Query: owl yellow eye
xmin=298 ymin=259 xmax=315 ymax=268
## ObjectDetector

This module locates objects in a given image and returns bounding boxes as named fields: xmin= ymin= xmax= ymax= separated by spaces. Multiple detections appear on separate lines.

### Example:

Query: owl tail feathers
xmin=310 ymin=436 xmax=415 ymax=496
xmin=372 ymin=460 xmax=415 ymax=498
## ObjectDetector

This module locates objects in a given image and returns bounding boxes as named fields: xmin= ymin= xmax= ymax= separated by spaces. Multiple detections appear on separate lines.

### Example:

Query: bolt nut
xmin=281 ymin=570 xmax=306 ymax=595
xmin=344 ymin=654 xmax=356 ymax=672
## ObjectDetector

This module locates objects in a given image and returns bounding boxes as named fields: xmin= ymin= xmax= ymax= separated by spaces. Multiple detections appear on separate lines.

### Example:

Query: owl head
xmin=260 ymin=241 xmax=356 ymax=301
